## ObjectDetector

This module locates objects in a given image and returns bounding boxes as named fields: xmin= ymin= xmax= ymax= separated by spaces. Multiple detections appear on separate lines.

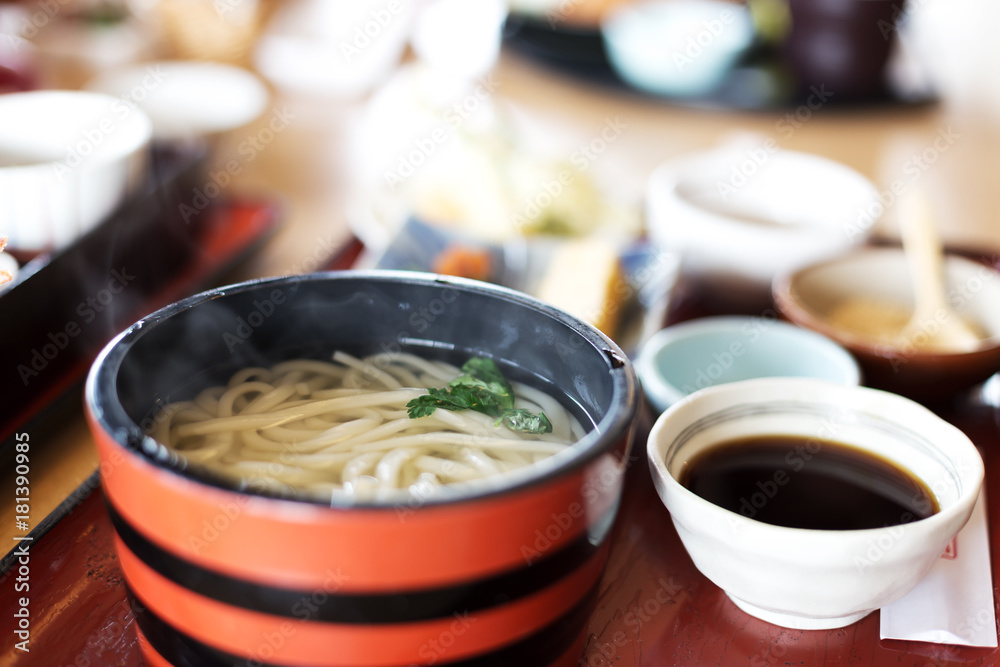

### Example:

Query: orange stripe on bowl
xmin=93 ymin=418 xmax=626 ymax=592
xmin=136 ymin=626 xmax=175 ymax=667
xmin=116 ymin=535 xmax=609 ymax=667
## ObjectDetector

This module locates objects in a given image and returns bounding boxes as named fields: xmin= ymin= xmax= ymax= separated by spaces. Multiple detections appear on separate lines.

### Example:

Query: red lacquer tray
xmin=1 ymin=242 xmax=998 ymax=666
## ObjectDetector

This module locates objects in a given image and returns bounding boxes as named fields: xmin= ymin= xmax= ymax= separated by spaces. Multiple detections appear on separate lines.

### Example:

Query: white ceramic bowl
xmin=647 ymin=378 xmax=983 ymax=630
xmin=253 ymin=0 xmax=414 ymax=99
xmin=0 ymin=90 xmax=152 ymax=252
xmin=602 ymin=0 xmax=754 ymax=98
xmin=636 ymin=316 xmax=860 ymax=414
xmin=646 ymin=148 xmax=879 ymax=306
xmin=86 ymin=61 xmax=269 ymax=141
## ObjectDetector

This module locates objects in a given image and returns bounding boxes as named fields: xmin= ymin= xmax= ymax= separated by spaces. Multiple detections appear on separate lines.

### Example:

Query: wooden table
xmin=3 ymin=376 xmax=999 ymax=667
xmin=3 ymin=47 xmax=1000 ymax=665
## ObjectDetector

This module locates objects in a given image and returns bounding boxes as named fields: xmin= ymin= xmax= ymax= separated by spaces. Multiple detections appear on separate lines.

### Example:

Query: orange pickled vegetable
xmin=432 ymin=245 xmax=493 ymax=282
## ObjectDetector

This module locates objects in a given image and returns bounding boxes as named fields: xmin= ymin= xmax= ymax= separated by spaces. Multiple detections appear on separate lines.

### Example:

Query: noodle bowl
xmin=151 ymin=351 xmax=584 ymax=500
xmin=85 ymin=271 xmax=638 ymax=667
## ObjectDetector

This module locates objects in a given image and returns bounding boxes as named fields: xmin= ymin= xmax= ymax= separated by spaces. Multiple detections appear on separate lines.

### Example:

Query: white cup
xmin=0 ymin=90 xmax=152 ymax=252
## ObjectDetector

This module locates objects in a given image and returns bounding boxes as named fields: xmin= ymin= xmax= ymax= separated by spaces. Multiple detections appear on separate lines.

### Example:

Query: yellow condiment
xmin=825 ymin=298 xmax=912 ymax=345
xmin=825 ymin=297 xmax=985 ymax=351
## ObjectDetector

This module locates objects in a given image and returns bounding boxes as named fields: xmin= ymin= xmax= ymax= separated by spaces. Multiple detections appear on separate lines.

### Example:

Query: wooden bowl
xmin=773 ymin=247 xmax=1000 ymax=402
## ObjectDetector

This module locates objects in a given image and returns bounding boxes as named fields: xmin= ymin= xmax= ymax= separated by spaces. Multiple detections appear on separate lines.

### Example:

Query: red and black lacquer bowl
xmin=84 ymin=270 xmax=639 ymax=667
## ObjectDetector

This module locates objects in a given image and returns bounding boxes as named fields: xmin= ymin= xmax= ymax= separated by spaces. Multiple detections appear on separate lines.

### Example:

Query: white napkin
xmin=880 ymin=488 xmax=997 ymax=647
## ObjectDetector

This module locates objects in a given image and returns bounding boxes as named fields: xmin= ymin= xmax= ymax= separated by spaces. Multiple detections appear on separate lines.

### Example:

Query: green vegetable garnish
xmin=496 ymin=409 xmax=553 ymax=433
xmin=406 ymin=357 xmax=553 ymax=434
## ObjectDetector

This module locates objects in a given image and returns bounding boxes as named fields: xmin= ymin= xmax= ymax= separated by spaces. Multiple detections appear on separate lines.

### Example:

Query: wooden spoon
xmin=898 ymin=192 xmax=982 ymax=353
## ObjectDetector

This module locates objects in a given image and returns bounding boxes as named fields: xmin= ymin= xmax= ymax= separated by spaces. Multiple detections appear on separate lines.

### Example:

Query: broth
xmin=678 ymin=435 xmax=939 ymax=530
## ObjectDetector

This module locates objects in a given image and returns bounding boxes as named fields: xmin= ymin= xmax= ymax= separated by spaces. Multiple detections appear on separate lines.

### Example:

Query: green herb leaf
xmin=458 ymin=357 xmax=509 ymax=387
xmin=448 ymin=357 xmax=515 ymax=411
xmin=406 ymin=391 xmax=459 ymax=418
xmin=449 ymin=384 xmax=504 ymax=417
xmin=496 ymin=409 xmax=553 ymax=434
xmin=405 ymin=357 xmax=551 ymax=433
xmin=405 ymin=381 xmax=505 ymax=418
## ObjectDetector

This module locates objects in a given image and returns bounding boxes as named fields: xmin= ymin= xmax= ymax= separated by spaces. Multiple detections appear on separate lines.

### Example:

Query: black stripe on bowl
xmin=109 ymin=499 xmax=617 ymax=624
xmin=128 ymin=579 xmax=598 ymax=667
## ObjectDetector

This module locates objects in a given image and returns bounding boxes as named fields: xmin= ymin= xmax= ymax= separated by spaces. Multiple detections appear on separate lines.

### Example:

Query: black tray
xmin=502 ymin=12 xmax=936 ymax=111
xmin=0 ymin=147 xmax=212 ymax=448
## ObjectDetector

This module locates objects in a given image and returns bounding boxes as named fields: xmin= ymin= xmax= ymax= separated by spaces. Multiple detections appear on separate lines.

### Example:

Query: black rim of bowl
xmin=85 ymin=270 xmax=640 ymax=509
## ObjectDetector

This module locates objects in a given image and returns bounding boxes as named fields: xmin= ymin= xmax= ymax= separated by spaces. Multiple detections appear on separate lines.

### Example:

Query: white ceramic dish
xmin=636 ymin=316 xmax=860 ymax=414
xmin=0 ymin=90 xmax=152 ymax=252
xmin=86 ymin=61 xmax=269 ymax=141
xmin=411 ymin=0 xmax=506 ymax=79
xmin=253 ymin=0 xmax=413 ymax=98
xmin=647 ymin=378 xmax=983 ymax=629
xmin=646 ymin=147 xmax=879 ymax=306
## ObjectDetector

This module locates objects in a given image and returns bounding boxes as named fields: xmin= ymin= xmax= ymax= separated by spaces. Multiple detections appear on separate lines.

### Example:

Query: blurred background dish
xmin=411 ymin=0 xmax=507 ymax=80
xmin=25 ymin=1 xmax=155 ymax=90
xmin=0 ymin=90 xmax=152 ymax=254
xmin=636 ymin=315 xmax=860 ymax=414
xmin=372 ymin=216 xmax=679 ymax=351
xmin=781 ymin=0 xmax=899 ymax=102
xmin=902 ymin=0 xmax=1000 ymax=121
xmin=773 ymin=247 xmax=1000 ymax=402
xmin=508 ymin=0 xmax=634 ymax=30
xmin=253 ymin=0 xmax=414 ymax=99
xmin=602 ymin=0 xmax=755 ymax=98
xmin=0 ymin=36 xmax=36 ymax=94
xmin=0 ymin=5 xmax=39 ymax=94
xmin=343 ymin=57 xmax=649 ymax=343
xmin=503 ymin=0 xmax=935 ymax=109
xmin=86 ymin=60 xmax=269 ymax=142
xmin=150 ymin=0 xmax=260 ymax=64
xmin=347 ymin=61 xmax=641 ymax=251
xmin=645 ymin=146 xmax=880 ymax=310
xmin=0 ymin=237 xmax=17 ymax=289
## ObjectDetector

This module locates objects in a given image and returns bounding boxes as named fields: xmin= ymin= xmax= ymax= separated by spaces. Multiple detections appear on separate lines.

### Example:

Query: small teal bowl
xmin=602 ymin=0 xmax=755 ymax=98
xmin=636 ymin=316 xmax=861 ymax=414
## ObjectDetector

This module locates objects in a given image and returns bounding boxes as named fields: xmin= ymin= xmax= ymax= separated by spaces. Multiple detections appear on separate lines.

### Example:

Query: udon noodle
xmin=150 ymin=352 xmax=584 ymax=500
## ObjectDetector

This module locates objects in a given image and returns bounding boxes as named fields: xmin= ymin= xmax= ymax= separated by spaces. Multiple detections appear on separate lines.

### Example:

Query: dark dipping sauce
xmin=679 ymin=435 xmax=939 ymax=530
